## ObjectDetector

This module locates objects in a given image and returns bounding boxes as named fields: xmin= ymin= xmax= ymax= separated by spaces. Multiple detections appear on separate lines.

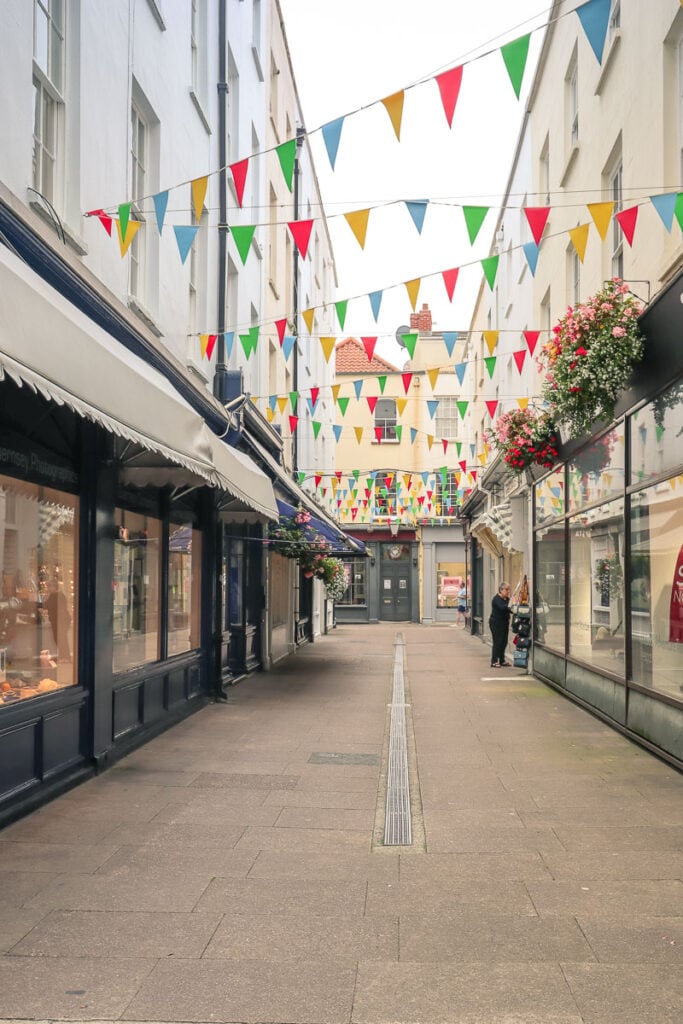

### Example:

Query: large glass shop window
xmin=534 ymin=523 xmax=565 ymax=649
xmin=339 ymin=558 xmax=367 ymax=605
xmin=436 ymin=562 xmax=466 ymax=608
xmin=568 ymin=497 xmax=625 ymax=674
xmin=113 ymin=510 xmax=161 ymax=672
xmin=630 ymin=475 xmax=683 ymax=700
xmin=0 ymin=477 xmax=78 ymax=703
xmin=168 ymin=522 xmax=202 ymax=655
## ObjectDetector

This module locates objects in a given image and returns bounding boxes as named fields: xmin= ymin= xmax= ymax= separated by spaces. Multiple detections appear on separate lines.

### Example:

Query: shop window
xmin=167 ymin=522 xmax=202 ymax=656
xmin=339 ymin=558 xmax=367 ymax=606
xmin=535 ymin=524 xmax=566 ymax=649
xmin=375 ymin=471 xmax=397 ymax=515
xmin=567 ymin=424 xmax=625 ymax=512
xmin=568 ymin=498 xmax=624 ymax=674
xmin=0 ymin=476 xmax=78 ymax=704
xmin=112 ymin=510 xmax=161 ymax=673
xmin=374 ymin=399 xmax=397 ymax=442
xmin=630 ymin=381 xmax=683 ymax=485
xmin=436 ymin=562 xmax=466 ymax=608
xmin=534 ymin=465 xmax=565 ymax=526
xmin=630 ymin=475 xmax=683 ymax=699
xmin=434 ymin=471 xmax=460 ymax=514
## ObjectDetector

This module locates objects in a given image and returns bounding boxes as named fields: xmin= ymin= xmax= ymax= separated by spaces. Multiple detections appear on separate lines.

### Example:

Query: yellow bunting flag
xmin=116 ymin=218 xmax=141 ymax=257
xmin=276 ymin=396 xmax=288 ymax=414
xmin=517 ymin=397 xmax=529 ymax=410
xmin=405 ymin=278 xmax=421 ymax=311
xmin=403 ymin=474 xmax=411 ymax=490
xmin=427 ymin=367 xmax=440 ymax=389
xmin=266 ymin=407 xmax=275 ymax=423
xmin=354 ymin=426 xmax=363 ymax=443
xmin=426 ymin=435 xmax=434 ymax=450
xmin=396 ymin=398 xmax=408 ymax=415
xmin=381 ymin=90 xmax=405 ymax=140
xmin=302 ymin=308 xmax=315 ymax=334
xmin=331 ymin=384 xmax=341 ymax=403
xmin=319 ymin=336 xmax=336 ymax=363
xmin=587 ymin=201 xmax=614 ymax=241
xmin=191 ymin=176 xmax=208 ymax=220
xmin=344 ymin=209 xmax=370 ymax=249
xmin=199 ymin=334 xmax=210 ymax=358
xmin=478 ymin=451 xmax=488 ymax=466
xmin=569 ymin=223 xmax=590 ymax=263
xmin=483 ymin=330 xmax=499 ymax=356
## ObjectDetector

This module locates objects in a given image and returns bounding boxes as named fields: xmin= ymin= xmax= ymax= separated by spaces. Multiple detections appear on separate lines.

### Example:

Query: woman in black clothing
xmin=489 ymin=582 xmax=512 ymax=667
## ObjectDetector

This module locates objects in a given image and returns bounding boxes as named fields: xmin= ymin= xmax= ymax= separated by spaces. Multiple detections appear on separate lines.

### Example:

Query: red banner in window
xmin=670 ymin=543 xmax=683 ymax=643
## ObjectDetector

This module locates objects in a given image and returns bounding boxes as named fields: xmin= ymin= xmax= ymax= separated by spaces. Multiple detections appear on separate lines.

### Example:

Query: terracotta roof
xmin=335 ymin=337 xmax=401 ymax=374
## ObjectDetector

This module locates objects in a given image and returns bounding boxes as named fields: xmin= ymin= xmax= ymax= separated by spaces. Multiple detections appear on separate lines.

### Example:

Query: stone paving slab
xmin=575 ymin=915 xmax=683 ymax=962
xmin=562 ymin=963 xmax=683 ymax=1024
xmin=365 ymin=879 xmax=537 ymax=917
xmin=23 ymin=867 xmax=215 ymax=913
xmin=232 ymin=824 xmax=371 ymax=853
xmin=193 ymin=875 xmax=368 ymax=916
xmin=261 ymin=787 xmax=377 ymax=809
xmin=526 ymin=878 xmax=683 ymax=918
xmin=0 ymin=907 xmax=46 ymax=952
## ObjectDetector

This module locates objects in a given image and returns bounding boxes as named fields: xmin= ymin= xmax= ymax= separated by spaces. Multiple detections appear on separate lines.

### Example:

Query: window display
xmin=436 ymin=562 xmax=465 ymax=608
xmin=534 ymin=524 xmax=565 ymax=649
xmin=339 ymin=558 xmax=366 ymax=605
xmin=112 ymin=509 xmax=161 ymax=673
xmin=0 ymin=477 xmax=78 ymax=703
xmin=167 ymin=521 xmax=201 ymax=656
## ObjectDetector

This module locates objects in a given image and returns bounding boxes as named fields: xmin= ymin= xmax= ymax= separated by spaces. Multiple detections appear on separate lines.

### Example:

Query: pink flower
xmin=612 ymin=326 xmax=626 ymax=338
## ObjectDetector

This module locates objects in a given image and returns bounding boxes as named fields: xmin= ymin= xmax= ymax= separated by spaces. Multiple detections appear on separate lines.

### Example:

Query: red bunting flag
xmin=523 ymin=330 xmax=540 ymax=355
xmin=442 ymin=267 xmax=459 ymax=302
xmin=275 ymin=318 xmax=287 ymax=344
xmin=417 ymin=496 xmax=425 ymax=506
xmin=523 ymin=206 xmax=551 ymax=245
xmin=384 ymin=475 xmax=393 ymax=490
xmin=335 ymin=471 xmax=342 ymax=480
xmin=470 ymin=470 xmax=477 ymax=482
xmin=374 ymin=427 xmax=383 ymax=443
xmin=402 ymin=372 xmax=413 ymax=393
xmin=435 ymin=65 xmax=463 ymax=127
xmin=367 ymin=396 xmax=378 ymax=413
xmin=351 ymin=507 xmax=358 ymax=520
xmin=288 ymin=415 xmax=298 ymax=433
xmin=287 ymin=219 xmax=314 ymax=259
xmin=442 ymin=439 xmax=449 ymax=453
xmin=513 ymin=350 xmax=527 ymax=374
xmin=459 ymin=460 xmax=467 ymax=473
xmin=485 ymin=400 xmax=499 ymax=418
xmin=315 ymin=475 xmax=322 ymax=488
xmin=229 ymin=158 xmax=249 ymax=208
xmin=615 ymin=205 xmax=639 ymax=246
xmin=361 ymin=336 xmax=377 ymax=361
xmin=205 ymin=334 xmax=218 ymax=361
xmin=310 ymin=387 xmax=319 ymax=405
xmin=87 ymin=208 xmax=113 ymax=236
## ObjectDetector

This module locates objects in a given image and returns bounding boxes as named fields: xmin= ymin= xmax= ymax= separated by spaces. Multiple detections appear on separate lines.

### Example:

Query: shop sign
xmin=669 ymin=543 xmax=683 ymax=644
xmin=0 ymin=434 xmax=77 ymax=489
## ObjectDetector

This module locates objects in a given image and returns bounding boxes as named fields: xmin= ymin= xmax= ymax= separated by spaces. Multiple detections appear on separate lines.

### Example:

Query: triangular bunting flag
xmin=524 ymin=206 xmax=550 ymax=245
xmin=206 ymin=334 xmax=218 ymax=360
xmin=288 ymin=415 xmax=298 ymax=433
xmin=345 ymin=208 xmax=370 ymax=249
xmin=401 ymin=372 xmax=413 ymax=394
xmin=276 ymin=396 xmax=288 ymax=414
xmin=396 ymin=398 xmax=408 ymax=415
xmin=406 ymin=200 xmax=429 ymax=234
xmin=456 ymin=400 xmax=469 ymax=419
xmin=454 ymin=362 xmax=467 ymax=386
xmin=377 ymin=375 xmax=387 ymax=393
xmin=374 ymin=427 xmax=383 ymax=443
xmin=405 ymin=278 xmax=421 ymax=310
xmin=500 ymin=34 xmax=531 ymax=98
xmin=332 ymin=384 xmax=341 ymax=403
xmin=427 ymin=435 xmax=434 ymax=450
xmin=486 ymin=400 xmax=499 ymax=418
xmin=650 ymin=193 xmax=677 ymax=231
xmin=369 ymin=290 xmax=383 ymax=321
xmin=319 ymin=336 xmax=336 ymax=363
xmin=289 ymin=391 xmax=298 ymax=412
xmin=442 ymin=332 xmax=458 ymax=358
xmin=332 ymin=424 xmax=343 ymax=442
xmin=410 ymin=428 xmax=418 ymax=444
xmin=229 ymin=159 xmax=249 ymax=207
xmin=463 ymin=205 xmax=489 ymax=245
xmin=288 ymin=219 xmax=314 ymax=258
xmin=353 ymin=379 xmax=363 ymax=399
xmin=674 ymin=193 xmax=683 ymax=231
xmin=87 ymin=208 xmax=113 ymax=236
xmin=275 ymin=318 xmax=287 ymax=344
xmin=576 ymin=0 xmax=612 ymax=64
xmin=523 ymin=330 xmax=540 ymax=355
xmin=335 ymin=300 xmax=348 ymax=330
xmin=321 ymin=116 xmax=344 ymax=170
xmin=513 ymin=350 xmax=527 ymax=374
xmin=427 ymin=367 xmax=440 ymax=389
xmin=225 ymin=331 xmax=235 ymax=357
xmin=401 ymin=332 xmax=418 ymax=358
xmin=427 ymin=400 xmax=439 ymax=419
xmin=172 ymin=224 xmax=198 ymax=263
xmin=381 ymin=90 xmax=405 ymax=140
xmin=191 ymin=176 xmax=208 ymax=220
xmin=569 ymin=223 xmax=590 ymax=262
xmin=435 ymin=65 xmax=463 ymax=127
xmin=117 ymin=217 xmax=141 ymax=257
xmin=615 ymin=205 xmax=638 ymax=246
xmin=442 ymin=267 xmax=459 ymax=302
xmin=302 ymin=308 xmax=315 ymax=333
xmin=282 ymin=335 xmax=295 ymax=361
xmin=483 ymin=330 xmax=499 ymax=356
xmin=337 ymin=397 xmax=349 ymax=416
xmin=442 ymin=439 xmax=449 ymax=454
xmin=522 ymin=240 xmax=540 ymax=276
xmin=354 ymin=426 xmax=363 ymax=443
xmin=276 ymin=138 xmax=297 ymax=191
xmin=152 ymin=191 xmax=169 ymax=234
xmin=367 ymin=396 xmax=378 ymax=413
xmin=481 ymin=255 xmax=499 ymax=290
xmin=311 ymin=420 xmax=322 ymax=439
xmin=588 ymin=201 xmax=614 ymax=240
xmin=118 ymin=203 xmax=131 ymax=240
xmin=199 ymin=334 xmax=209 ymax=359
xmin=361 ymin=336 xmax=377 ymax=361
xmin=230 ymin=224 xmax=256 ymax=265
xmin=484 ymin=356 xmax=497 ymax=378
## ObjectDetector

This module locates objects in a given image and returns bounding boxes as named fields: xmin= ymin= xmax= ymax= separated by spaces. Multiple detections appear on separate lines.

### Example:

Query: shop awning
xmin=470 ymin=502 xmax=517 ymax=556
xmin=274 ymin=498 xmax=365 ymax=555
xmin=0 ymin=243 xmax=276 ymax=520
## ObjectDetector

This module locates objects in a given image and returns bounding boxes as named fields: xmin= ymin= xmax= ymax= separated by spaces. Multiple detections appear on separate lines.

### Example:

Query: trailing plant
xmin=540 ymin=279 xmax=644 ymax=437
xmin=268 ymin=506 xmax=331 ymax=570
xmin=320 ymin=557 xmax=348 ymax=600
xmin=486 ymin=408 xmax=559 ymax=474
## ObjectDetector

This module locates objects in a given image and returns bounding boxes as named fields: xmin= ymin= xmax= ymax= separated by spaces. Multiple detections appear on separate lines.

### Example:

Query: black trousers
xmin=489 ymin=621 xmax=509 ymax=664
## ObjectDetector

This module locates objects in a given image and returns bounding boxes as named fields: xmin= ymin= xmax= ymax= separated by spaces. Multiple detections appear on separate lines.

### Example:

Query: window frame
xmin=32 ymin=0 xmax=65 ymax=207
xmin=374 ymin=398 xmax=398 ymax=442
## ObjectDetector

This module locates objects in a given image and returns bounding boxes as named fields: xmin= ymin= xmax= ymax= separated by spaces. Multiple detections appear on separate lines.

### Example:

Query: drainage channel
xmin=384 ymin=632 xmax=412 ymax=846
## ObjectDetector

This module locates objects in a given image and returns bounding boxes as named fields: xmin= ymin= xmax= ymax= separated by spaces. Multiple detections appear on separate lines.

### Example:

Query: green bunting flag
xmin=337 ymin=396 xmax=350 ymax=416
xmin=230 ymin=225 xmax=256 ymax=265
xmin=377 ymin=375 xmax=387 ymax=393
xmin=335 ymin=300 xmax=348 ymax=330
xmin=289 ymin=391 xmax=298 ymax=412
xmin=485 ymin=356 xmax=497 ymax=378
xmin=395 ymin=425 xmax=403 ymax=441
xmin=456 ymin=400 xmax=469 ymax=419
xmin=401 ymin=333 xmax=418 ymax=358
xmin=276 ymin=138 xmax=297 ymax=191
xmin=500 ymin=34 xmax=531 ymax=98
xmin=462 ymin=206 xmax=489 ymax=245
xmin=481 ymin=254 xmax=499 ymax=290
xmin=297 ymin=471 xmax=306 ymax=485
xmin=312 ymin=420 xmax=322 ymax=439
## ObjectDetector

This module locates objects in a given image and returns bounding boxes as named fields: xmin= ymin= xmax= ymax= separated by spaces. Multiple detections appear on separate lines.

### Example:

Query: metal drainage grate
xmin=384 ymin=633 xmax=412 ymax=846
xmin=308 ymin=752 xmax=380 ymax=766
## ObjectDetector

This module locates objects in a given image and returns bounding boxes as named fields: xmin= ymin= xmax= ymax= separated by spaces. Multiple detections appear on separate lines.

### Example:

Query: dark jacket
xmin=489 ymin=593 xmax=511 ymax=628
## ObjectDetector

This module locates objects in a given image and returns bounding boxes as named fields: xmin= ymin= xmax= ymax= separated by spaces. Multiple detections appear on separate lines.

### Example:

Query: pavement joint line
xmin=384 ymin=631 xmax=412 ymax=846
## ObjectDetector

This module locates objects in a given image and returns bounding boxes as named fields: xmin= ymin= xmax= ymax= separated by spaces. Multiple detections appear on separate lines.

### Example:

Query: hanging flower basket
xmin=319 ymin=557 xmax=348 ymax=600
xmin=486 ymin=408 xmax=559 ymax=475
xmin=267 ymin=506 xmax=331 ymax=574
xmin=540 ymin=279 xmax=644 ymax=438
xmin=594 ymin=554 xmax=623 ymax=598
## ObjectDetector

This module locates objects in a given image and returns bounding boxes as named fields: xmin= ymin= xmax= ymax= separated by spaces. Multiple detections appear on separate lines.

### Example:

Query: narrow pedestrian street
xmin=0 ymin=623 xmax=681 ymax=1024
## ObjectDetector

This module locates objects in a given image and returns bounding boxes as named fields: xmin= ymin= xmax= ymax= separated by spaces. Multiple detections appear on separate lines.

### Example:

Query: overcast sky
xmin=279 ymin=0 xmax=548 ymax=362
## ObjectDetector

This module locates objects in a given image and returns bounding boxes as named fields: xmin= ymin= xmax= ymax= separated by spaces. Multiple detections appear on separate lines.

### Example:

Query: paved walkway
xmin=0 ymin=623 xmax=681 ymax=1024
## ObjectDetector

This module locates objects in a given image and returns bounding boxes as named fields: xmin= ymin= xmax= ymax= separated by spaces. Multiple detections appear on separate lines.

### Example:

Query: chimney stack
xmin=410 ymin=303 xmax=432 ymax=334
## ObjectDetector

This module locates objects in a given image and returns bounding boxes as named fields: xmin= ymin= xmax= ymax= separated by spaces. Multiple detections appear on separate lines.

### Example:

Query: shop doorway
xmin=379 ymin=542 xmax=411 ymax=621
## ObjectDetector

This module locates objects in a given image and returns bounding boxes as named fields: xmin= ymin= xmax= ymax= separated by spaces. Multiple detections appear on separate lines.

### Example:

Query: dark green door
xmin=379 ymin=543 xmax=411 ymax=621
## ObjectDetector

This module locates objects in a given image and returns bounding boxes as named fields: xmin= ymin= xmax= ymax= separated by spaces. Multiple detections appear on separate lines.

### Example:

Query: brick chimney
xmin=410 ymin=303 xmax=432 ymax=333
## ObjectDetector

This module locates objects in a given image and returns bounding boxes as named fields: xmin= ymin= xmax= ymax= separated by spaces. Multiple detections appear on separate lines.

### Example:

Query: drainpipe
xmin=291 ymin=126 xmax=305 ymax=474
xmin=213 ymin=0 xmax=229 ymax=404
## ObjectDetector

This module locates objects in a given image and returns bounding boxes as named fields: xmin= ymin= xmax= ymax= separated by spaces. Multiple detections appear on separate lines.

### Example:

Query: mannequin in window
xmin=45 ymin=581 xmax=71 ymax=663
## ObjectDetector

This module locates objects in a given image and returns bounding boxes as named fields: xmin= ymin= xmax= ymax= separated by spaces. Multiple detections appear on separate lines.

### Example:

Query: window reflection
xmin=112 ymin=510 xmax=160 ymax=672
xmin=168 ymin=522 xmax=201 ymax=655
xmin=339 ymin=558 xmax=367 ymax=606
xmin=630 ymin=382 xmax=683 ymax=485
xmin=569 ymin=499 xmax=624 ymax=673
xmin=568 ymin=425 xmax=625 ymax=511
xmin=535 ymin=523 xmax=565 ymax=650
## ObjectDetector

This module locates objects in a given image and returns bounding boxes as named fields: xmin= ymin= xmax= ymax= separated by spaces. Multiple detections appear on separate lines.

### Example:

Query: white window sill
xmin=189 ymin=89 xmax=211 ymax=135
xmin=371 ymin=438 xmax=400 ymax=444
xmin=595 ymin=32 xmax=621 ymax=96
xmin=268 ymin=278 xmax=280 ymax=300
xmin=29 ymin=198 xmax=89 ymax=256
xmin=127 ymin=296 xmax=163 ymax=337
xmin=559 ymin=143 xmax=579 ymax=187
xmin=252 ymin=45 xmax=264 ymax=82
xmin=144 ymin=0 xmax=166 ymax=30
